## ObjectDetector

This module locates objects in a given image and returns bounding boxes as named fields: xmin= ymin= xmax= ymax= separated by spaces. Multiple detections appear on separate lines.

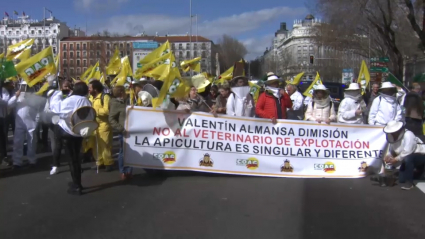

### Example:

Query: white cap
xmin=383 ymin=120 xmax=404 ymax=134
xmin=138 ymin=91 xmax=153 ymax=106
xmin=314 ymin=84 xmax=328 ymax=91
xmin=380 ymin=82 xmax=396 ymax=89
xmin=345 ymin=83 xmax=361 ymax=91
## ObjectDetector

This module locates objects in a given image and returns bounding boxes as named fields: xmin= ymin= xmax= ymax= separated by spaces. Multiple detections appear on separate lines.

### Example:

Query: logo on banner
xmin=153 ymin=151 xmax=176 ymax=165
xmin=200 ymin=153 xmax=214 ymax=167
xmin=314 ymin=162 xmax=336 ymax=173
xmin=236 ymin=158 xmax=259 ymax=170
xmin=281 ymin=160 xmax=294 ymax=173
xmin=358 ymin=161 xmax=368 ymax=172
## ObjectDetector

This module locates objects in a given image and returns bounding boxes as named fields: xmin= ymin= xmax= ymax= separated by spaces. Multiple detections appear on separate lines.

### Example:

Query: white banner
xmin=124 ymin=107 xmax=387 ymax=178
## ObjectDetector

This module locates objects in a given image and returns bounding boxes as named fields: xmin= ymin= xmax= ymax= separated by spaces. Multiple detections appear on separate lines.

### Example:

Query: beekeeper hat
xmin=70 ymin=106 xmax=99 ymax=137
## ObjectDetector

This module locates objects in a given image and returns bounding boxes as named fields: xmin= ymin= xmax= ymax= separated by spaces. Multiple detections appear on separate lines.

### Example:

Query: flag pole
xmin=43 ymin=7 xmax=46 ymax=49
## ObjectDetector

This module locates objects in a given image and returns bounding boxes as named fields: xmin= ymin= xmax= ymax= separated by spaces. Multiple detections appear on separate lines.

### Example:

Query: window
xmin=77 ymin=60 xmax=80 ymax=66
xmin=83 ymin=51 xmax=87 ymax=57
xmin=83 ymin=44 xmax=87 ymax=50
xmin=63 ymin=60 xmax=67 ymax=66
xmin=201 ymin=51 xmax=206 ymax=58
xmin=90 ymin=60 xmax=94 ymax=65
xmin=186 ymin=51 xmax=190 ymax=58
xmin=107 ymin=51 xmax=110 ymax=57
xmin=77 ymin=44 xmax=80 ymax=50
xmin=70 ymin=52 xmax=74 ymax=58
xmin=179 ymin=44 xmax=182 ymax=49
xmin=53 ymin=30 xmax=56 ymax=34
xmin=77 ymin=52 xmax=80 ymax=57
xmin=8 ymin=31 xmax=11 ymax=35
xmin=97 ymin=51 xmax=100 ymax=57
xmin=70 ymin=69 xmax=74 ymax=75
xmin=194 ymin=51 xmax=198 ymax=57
xmin=309 ymin=45 xmax=313 ymax=51
xmin=114 ymin=43 xmax=117 ymax=48
xmin=31 ymin=30 xmax=34 ymax=34
xmin=126 ymin=43 xmax=130 ymax=49
xmin=120 ymin=51 xmax=123 ymax=57
xmin=202 ymin=43 xmax=206 ymax=49
xmin=77 ymin=68 xmax=81 ymax=74
xmin=16 ymin=31 xmax=20 ymax=35
xmin=303 ymin=45 xmax=307 ymax=51
xmin=179 ymin=51 xmax=183 ymax=57
xmin=63 ymin=69 xmax=67 ymax=74
xmin=97 ymin=43 xmax=100 ymax=49
xmin=70 ymin=60 xmax=74 ymax=66
xmin=63 ymin=44 xmax=67 ymax=50
xmin=38 ymin=30 xmax=42 ymax=34
xmin=194 ymin=43 xmax=197 ymax=49
xmin=83 ymin=67 xmax=87 ymax=73
xmin=70 ymin=44 xmax=74 ymax=50
xmin=63 ymin=52 xmax=67 ymax=59
xmin=126 ymin=51 xmax=130 ymax=56
xmin=46 ymin=30 xmax=49 ymax=34
xmin=90 ymin=51 xmax=94 ymax=57
xmin=107 ymin=44 xmax=110 ymax=49
xmin=90 ymin=43 xmax=94 ymax=49
xmin=83 ymin=60 xmax=87 ymax=67
xmin=120 ymin=43 xmax=123 ymax=48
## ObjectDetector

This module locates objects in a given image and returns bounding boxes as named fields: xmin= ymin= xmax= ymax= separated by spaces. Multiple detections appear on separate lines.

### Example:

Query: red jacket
xmin=255 ymin=92 xmax=292 ymax=119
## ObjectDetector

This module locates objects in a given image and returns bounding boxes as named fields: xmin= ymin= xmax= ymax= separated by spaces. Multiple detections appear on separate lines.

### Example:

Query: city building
xmin=262 ymin=14 xmax=364 ymax=82
xmin=0 ymin=13 xmax=73 ymax=57
xmin=59 ymin=35 xmax=215 ymax=79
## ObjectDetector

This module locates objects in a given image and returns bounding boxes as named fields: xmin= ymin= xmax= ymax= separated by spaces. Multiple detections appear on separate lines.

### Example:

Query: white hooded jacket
xmin=337 ymin=97 xmax=366 ymax=124
xmin=389 ymin=130 xmax=425 ymax=162
xmin=368 ymin=95 xmax=403 ymax=126
xmin=226 ymin=86 xmax=254 ymax=117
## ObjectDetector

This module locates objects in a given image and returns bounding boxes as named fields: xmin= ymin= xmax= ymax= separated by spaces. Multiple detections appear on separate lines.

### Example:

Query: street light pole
xmin=189 ymin=0 xmax=193 ymax=76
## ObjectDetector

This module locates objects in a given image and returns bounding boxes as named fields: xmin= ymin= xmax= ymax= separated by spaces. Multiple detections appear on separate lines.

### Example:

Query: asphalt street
xmin=1 ymin=152 xmax=425 ymax=239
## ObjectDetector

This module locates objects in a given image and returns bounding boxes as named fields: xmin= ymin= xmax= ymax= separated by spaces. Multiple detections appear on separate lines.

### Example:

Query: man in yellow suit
xmin=88 ymin=79 xmax=114 ymax=172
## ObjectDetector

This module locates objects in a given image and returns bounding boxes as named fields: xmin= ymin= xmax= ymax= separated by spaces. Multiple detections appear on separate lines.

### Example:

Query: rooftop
xmin=60 ymin=35 xmax=212 ymax=43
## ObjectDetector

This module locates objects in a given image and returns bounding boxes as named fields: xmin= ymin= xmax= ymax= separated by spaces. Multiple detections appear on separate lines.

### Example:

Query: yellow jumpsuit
xmin=89 ymin=93 xmax=114 ymax=166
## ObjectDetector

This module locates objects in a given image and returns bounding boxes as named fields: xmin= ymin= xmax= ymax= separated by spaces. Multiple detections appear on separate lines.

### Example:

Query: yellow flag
xmin=113 ymin=56 xmax=133 ymax=86
xmin=152 ymin=67 xmax=182 ymax=109
xmin=139 ymin=41 xmax=170 ymax=65
xmin=86 ymin=62 xmax=101 ymax=81
xmin=217 ymin=59 xmax=245 ymax=84
xmin=15 ymin=46 xmax=56 ymax=87
xmin=6 ymin=39 xmax=34 ymax=61
xmin=81 ymin=65 xmax=93 ymax=81
xmin=35 ymin=81 xmax=50 ymax=96
xmin=106 ymin=48 xmax=121 ymax=75
xmin=357 ymin=60 xmax=370 ymax=95
xmin=248 ymin=81 xmax=261 ymax=103
xmin=303 ymin=72 xmax=323 ymax=98
xmin=54 ymin=55 xmax=60 ymax=70
xmin=181 ymin=57 xmax=201 ymax=72
xmin=72 ymin=77 xmax=78 ymax=83
xmin=99 ymin=72 xmax=108 ymax=84
xmin=286 ymin=72 xmax=304 ymax=86
xmin=0 ymin=53 xmax=4 ymax=58
xmin=137 ymin=52 xmax=175 ymax=80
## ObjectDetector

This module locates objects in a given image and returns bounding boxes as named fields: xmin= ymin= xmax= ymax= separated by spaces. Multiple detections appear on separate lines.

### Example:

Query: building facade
xmin=59 ymin=35 xmax=215 ymax=79
xmin=262 ymin=15 xmax=364 ymax=83
xmin=0 ymin=14 xmax=72 ymax=57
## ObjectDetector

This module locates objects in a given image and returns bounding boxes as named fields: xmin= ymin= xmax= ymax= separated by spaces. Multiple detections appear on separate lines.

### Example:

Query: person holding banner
xmin=383 ymin=120 xmax=425 ymax=190
xmin=337 ymin=83 xmax=366 ymax=124
xmin=368 ymin=82 xmax=403 ymax=126
xmin=285 ymin=84 xmax=304 ymax=120
xmin=227 ymin=76 xmax=255 ymax=117
xmin=255 ymin=75 xmax=292 ymax=123
xmin=213 ymin=83 xmax=231 ymax=114
xmin=109 ymin=85 xmax=133 ymax=180
xmin=304 ymin=85 xmax=336 ymax=124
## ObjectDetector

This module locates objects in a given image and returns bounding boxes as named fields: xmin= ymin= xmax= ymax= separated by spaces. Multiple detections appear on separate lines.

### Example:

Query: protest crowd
xmin=1 ymin=39 xmax=425 ymax=195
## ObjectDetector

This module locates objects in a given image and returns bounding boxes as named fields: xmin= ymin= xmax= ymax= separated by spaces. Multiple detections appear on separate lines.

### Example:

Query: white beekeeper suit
xmin=338 ymin=83 xmax=367 ymax=124
xmin=289 ymin=90 xmax=304 ymax=120
xmin=368 ymin=82 xmax=403 ymax=126
xmin=8 ymin=81 xmax=42 ymax=166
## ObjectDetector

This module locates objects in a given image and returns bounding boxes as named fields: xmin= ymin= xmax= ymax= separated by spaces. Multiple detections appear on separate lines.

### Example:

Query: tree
xmin=314 ymin=0 xmax=422 ymax=80
xmin=216 ymin=35 xmax=247 ymax=72
xmin=249 ymin=58 xmax=263 ymax=78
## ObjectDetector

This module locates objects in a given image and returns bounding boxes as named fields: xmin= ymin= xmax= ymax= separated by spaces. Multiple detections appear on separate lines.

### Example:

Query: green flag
xmin=413 ymin=73 xmax=425 ymax=83
xmin=0 ymin=60 xmax=18 ymax=80
xmin=385 ymin=72 xmax=403 ymax=88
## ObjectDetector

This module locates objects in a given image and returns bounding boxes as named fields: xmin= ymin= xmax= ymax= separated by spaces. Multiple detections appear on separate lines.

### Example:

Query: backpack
xmin=100 ymin=92 xmax=112 ymax=107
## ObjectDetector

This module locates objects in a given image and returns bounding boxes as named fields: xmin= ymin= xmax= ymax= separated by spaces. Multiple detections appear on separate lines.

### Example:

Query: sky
xmin=3 ymin=0 xmax=311 ymax=60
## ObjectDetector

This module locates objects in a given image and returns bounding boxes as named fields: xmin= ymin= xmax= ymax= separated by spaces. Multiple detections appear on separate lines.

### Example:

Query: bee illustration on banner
xmin=200 ymin=153 xmax=214 ymax=167
xmin=281 ymin=160 xmax=294 ymax=173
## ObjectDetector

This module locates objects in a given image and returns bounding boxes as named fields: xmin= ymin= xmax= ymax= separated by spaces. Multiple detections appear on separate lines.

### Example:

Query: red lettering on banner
xmin=254 ymin=136 xmax=260 ymax=144
xmin=225 ymin=133 xmax=231 ymax=141
xmin=174 ymin=129 xmax=182 ymax=137
xmin=284 ymin=138 xmax=290 ymax=146
xmin=202 ymin=130 xmax=208 ymax=139
xmin=194 ymin=129 xmax=201 ymax=138
xmin=294 ymin=138 xmax=300 ymax=146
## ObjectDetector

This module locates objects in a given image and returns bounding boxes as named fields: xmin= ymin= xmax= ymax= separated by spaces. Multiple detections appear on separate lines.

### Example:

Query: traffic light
xmin=310 ymin=55 xmax=314 ymax=64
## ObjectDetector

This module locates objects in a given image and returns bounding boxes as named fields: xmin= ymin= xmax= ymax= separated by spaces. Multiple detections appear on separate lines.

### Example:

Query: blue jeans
xmin=399 ymin=153 xmax=425 ymax=183
xmin=118 ymin=134 xmax=132 ymax=174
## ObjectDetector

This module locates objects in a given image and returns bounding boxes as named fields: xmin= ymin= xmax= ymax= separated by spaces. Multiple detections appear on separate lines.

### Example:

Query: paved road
xmin=1 ymin=153 xmax=425 ymax=239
